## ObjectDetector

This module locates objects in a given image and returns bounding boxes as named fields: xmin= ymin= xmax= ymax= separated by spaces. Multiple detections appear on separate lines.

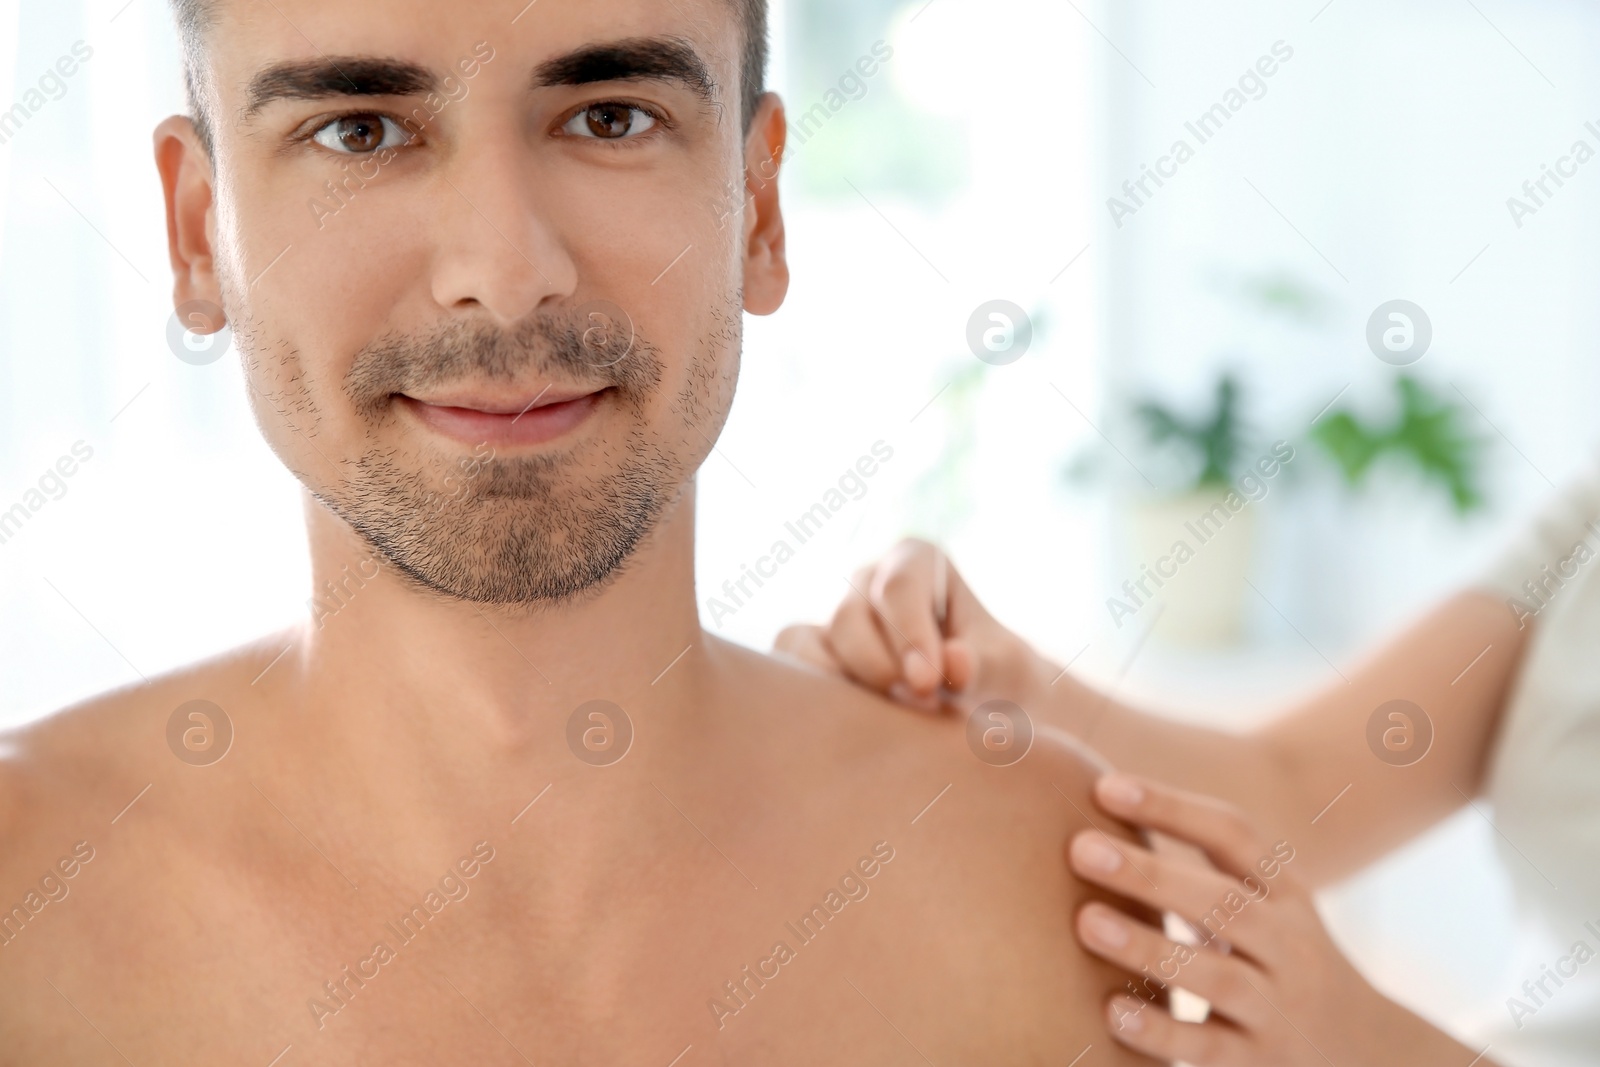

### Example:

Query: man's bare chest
xmin=2 ymin=815 xmax=1013 ymax=1066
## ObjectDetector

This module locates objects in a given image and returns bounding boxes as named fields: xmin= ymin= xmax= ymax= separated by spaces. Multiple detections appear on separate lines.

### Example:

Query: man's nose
xmin=427 ymin=138 xmax=578 ymax=328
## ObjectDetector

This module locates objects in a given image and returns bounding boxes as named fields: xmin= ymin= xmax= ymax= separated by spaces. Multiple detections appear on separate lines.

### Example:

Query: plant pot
xmin=1120 ymin=489 xmax=1258 ymax=646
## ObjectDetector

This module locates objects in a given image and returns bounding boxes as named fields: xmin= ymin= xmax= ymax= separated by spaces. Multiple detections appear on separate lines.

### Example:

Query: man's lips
xmin=397 ymin=387 xmax=607 ymax=447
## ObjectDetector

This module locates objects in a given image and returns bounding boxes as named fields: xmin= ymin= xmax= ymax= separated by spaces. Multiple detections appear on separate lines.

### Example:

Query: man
xmin=0 ymin=1 xmax=1156 ymax=1063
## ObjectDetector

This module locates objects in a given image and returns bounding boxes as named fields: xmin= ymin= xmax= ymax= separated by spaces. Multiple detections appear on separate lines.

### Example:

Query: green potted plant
xmin=1309 ymin=375 xmax=1485 ymax=514
xmin=1118 ymin=372 xmax=1264 ymax=646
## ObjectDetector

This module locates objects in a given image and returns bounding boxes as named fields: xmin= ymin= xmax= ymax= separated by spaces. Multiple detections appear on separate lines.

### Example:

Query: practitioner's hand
xmin=1070 ymin=773 xmax=1488 ymax=1066
xmin=773 ymin=538 xmax=1043 ymax=712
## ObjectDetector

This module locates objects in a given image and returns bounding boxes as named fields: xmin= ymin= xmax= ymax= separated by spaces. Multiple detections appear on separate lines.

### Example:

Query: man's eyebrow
xmin=238 ymin=37 xmax=718 ymax=124
xmin=243 ymin=57 xmax=436 ymax=120
xmin=532 ymin=37 xmax=717 ymax=107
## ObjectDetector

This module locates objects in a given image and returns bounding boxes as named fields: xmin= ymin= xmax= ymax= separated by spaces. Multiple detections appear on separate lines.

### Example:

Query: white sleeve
xmin=1473 ymin=464 xmax=1600 ymax=604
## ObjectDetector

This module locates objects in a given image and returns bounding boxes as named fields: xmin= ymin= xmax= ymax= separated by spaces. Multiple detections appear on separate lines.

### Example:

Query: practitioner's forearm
xmin=1019 ymin=589 xmax=1529 ymax=887
xmin=1023 ymin=661 xmax=1298 ymax=852
xmin=1387 ymin=1011 xmax=1506 ymax=1067
xmin=779 ymin=544 xmax=1531 ymax=885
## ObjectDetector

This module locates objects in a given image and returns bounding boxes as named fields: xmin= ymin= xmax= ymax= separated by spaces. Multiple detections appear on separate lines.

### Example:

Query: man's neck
xmin=255 ymin=485 xmax=715 ymax=824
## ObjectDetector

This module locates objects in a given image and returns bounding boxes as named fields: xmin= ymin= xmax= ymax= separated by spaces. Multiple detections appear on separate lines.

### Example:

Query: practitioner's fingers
xmin=1066 ymin=830 xmax=1284 ymax=967
xmin=1070 ymin=790 xmax=1419 ymax=1065
xmin=826 ymin=565 xmax=908 ymax=693
xmin=1091 ymin=774 xmax=1295 ymax=887
xmin=1101 ymin=994 xmax=1254 ymax=1067
xmin=860 ymin=539 xmax=952 ymax=698
xmin=772 ymin=624 xmax=842 ymax=675
xmin=800 ymin=541 xmax=1033 ymax=713
xmin=1075 ymin=902 xmax=1271 ymax=1030
xmin=942 ymin=636 xmax=975 ymax=695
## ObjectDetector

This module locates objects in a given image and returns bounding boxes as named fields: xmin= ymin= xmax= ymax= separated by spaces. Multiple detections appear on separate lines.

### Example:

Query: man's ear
xmin=153 ymin=115 xmax=224 ymax=326
xmin=741 ymin=92 xmax=789 ymax=316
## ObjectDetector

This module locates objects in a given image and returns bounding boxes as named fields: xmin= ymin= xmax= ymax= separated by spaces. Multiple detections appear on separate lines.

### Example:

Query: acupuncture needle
xmin=932 ymin=545 xmax=957 ymax=708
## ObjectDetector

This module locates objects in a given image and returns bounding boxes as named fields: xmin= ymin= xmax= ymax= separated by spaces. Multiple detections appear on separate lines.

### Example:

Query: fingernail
xmin=1082 ymin=908 xmax=1129 ymax=948
xmin=904 ymin=650 xmax=934 ymax=687
xmin=887 ymin=682 xmax=938 ymax=713
xmin=1099 ymin=774 xmax=1144 ymax=808
xmin=1109 ymin=997 xmax=1145 ymax=1032
xmin=943 ymin=639 xmax=971 ymax=693
xmin=1071 ymin=833 xmax=1122 ymax=873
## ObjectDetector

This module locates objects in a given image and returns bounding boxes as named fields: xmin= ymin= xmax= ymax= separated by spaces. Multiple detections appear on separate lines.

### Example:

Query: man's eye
xmin=562 ymin=104 xmax=658 ymax=141
xmin=310 ymin=114 xmax=412 ymax=155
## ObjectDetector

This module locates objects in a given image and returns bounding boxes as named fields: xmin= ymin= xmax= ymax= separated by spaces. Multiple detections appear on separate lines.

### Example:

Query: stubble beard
xmin=229 ymin=285 xmax=742 ymax=608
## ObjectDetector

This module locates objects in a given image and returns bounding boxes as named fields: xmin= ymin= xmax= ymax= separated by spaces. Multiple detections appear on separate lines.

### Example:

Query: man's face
xmin=175 ymin=0 xmax=783 ymax=604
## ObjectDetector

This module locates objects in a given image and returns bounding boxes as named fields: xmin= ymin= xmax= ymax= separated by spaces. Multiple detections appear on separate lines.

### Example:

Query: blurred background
xmin=2 ymin=0 xmax=1596 ymax=1050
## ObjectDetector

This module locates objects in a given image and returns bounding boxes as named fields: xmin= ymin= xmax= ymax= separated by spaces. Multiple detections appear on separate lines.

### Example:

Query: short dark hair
xmin=169 ymin=0 xmax=768 ymax=155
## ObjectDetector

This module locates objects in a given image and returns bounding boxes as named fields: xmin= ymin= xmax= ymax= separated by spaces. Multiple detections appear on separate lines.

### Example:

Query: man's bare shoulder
xmin=0 ymin=631 xmax=293 ymax=877
xmin=708 ymin=639 xmax=1156 ymax=1064
xmin=718 ymin=635 xmax=1116 ymax=821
